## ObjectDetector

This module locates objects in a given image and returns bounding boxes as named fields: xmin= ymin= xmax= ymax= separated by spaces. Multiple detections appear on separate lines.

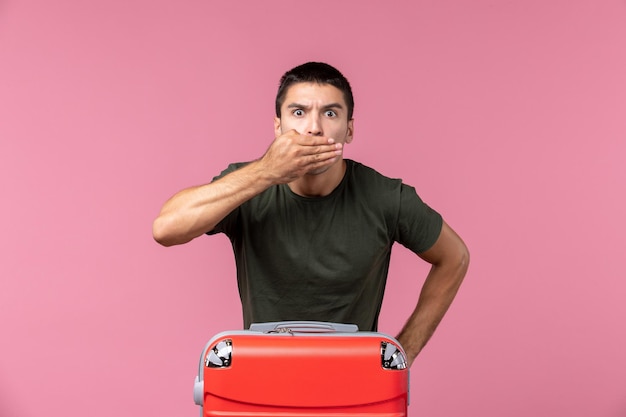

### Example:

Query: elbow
xmin=456 ymin=243 xmax=470 ymax=282
xmin=152 ymin=213 xmax=200 ymax=247
xmin=460 ymin=244 xmax=470 ymax=271
xmin=152 ymin=209 xmax=213 ymax=247
xmin=152 ymin=215 xmax=179 ymax=247
xmin=439 ymin=239 xmax=470 ymax=283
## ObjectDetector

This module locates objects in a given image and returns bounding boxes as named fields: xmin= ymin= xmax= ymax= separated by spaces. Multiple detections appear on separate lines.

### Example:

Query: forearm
xmin=153 ymin=130 xmax=343 ymax=246
xmin=396 ymin=253 xmax=468 ymax=367
xmin=152 ymin=160 xmax=272 ymax=246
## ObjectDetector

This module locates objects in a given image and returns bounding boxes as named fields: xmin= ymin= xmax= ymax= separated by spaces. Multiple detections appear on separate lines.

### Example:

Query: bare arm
xmin=152 ymin=130 xmax=343 ymax=246
xmin=152 ymin=160 xmax=272 ymax=246
xmin=396 ymin=221 xmax=469 ymax=367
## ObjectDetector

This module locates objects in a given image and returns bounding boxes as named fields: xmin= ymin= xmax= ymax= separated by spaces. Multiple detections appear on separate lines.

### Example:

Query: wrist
xmin=245 ymin=159 xmax=277 ymax=188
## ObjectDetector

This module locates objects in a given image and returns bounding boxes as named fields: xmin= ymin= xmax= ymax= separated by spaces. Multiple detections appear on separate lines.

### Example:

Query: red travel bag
xmin=193 ymin=321 xmax=409 ymax=417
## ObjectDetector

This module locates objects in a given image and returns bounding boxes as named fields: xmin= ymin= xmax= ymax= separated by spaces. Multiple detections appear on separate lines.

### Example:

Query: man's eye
xmin=325 ymin=110 xmax=337 ymax=117
xmin=293 ymin=109 xmax=304 ymax=116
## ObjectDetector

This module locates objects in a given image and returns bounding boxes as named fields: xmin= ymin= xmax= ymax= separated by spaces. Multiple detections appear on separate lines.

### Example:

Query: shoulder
xmin=346 ymin=159 xmax=403 ymax=190
xmin=211 ymin=161 xmax=252 ymax=182
xmin=343 ymin=160 xmax=405 ymax=220
xmin=344 ymin=160 xmax=410 ymax=211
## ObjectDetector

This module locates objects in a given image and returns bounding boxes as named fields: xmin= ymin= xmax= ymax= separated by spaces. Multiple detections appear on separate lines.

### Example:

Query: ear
xmin=274 ymin=117 xmax=282 ymax=137
xmin=345 ymin=119 xmax=354 ymax=144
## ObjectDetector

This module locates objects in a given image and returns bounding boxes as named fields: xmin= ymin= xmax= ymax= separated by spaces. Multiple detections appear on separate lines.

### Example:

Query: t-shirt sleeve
xmin=394 ymin=184 xmax=443 ymax=254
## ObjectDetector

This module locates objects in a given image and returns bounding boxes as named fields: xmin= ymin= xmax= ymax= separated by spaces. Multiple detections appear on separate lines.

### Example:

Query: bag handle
xmin=249 ymin=321 xmax=359 ymax=334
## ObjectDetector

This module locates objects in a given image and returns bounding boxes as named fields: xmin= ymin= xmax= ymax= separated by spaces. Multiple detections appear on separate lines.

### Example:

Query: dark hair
xmin=275 ymin=62 xmax=354 ymax=119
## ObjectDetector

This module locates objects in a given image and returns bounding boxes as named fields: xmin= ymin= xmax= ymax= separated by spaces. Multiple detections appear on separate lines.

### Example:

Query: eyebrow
xmin=287 ymin=102 xmax=345 ymax=111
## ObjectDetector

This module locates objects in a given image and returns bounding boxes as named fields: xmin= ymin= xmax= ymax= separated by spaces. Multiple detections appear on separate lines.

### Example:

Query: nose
xmin=306 ymin=114 xmax=323 ymax=136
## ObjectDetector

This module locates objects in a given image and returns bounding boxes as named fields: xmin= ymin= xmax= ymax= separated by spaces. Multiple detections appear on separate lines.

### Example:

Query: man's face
xmin=274 ymin=82 xmax=354 ymax=145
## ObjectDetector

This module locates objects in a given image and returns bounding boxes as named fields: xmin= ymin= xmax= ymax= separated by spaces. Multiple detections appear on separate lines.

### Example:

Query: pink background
xmin=1 ymin=0 xmax=625 ymax=416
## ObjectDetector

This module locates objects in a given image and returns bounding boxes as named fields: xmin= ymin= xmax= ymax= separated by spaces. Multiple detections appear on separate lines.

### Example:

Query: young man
xmin=153 ymin=62 xmax=469 ymax=367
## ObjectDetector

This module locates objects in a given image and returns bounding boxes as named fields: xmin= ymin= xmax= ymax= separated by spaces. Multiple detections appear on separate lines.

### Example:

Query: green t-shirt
xmin=208 ymin=159 xmax=443 ymax=330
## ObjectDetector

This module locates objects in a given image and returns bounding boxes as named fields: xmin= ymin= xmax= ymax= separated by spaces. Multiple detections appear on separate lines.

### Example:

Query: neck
xmin=288 ymin=160 xmax=347 ymax=197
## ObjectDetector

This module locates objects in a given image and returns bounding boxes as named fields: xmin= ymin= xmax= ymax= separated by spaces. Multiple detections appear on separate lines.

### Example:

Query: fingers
xmin=285 ymin=130 xmax=343 ymax=156
xmin=312 ymin=143 xmax=343 ymax=162
xmin=306 ymin=141 xmax=343 ymax=159
xmin=261 ymin=130 xmax=345 ymax=183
